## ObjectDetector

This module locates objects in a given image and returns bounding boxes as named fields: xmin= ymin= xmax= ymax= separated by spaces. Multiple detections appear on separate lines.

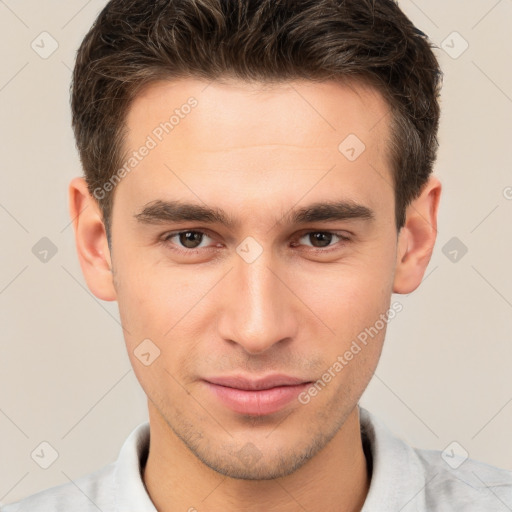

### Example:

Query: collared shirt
xmin=4 ymin=406 xmax=512 ymax=511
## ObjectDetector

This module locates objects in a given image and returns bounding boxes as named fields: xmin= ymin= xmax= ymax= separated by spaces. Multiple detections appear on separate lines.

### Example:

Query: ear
xmin=393 ymin=176 xmax=442 ymax=294
xmin=68 ymin=177 xmax=117 ymax=301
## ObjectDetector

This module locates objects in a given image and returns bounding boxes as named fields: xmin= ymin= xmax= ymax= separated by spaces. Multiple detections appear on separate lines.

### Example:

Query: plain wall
xmin=1 ymin=0 xmax=511 ymax=505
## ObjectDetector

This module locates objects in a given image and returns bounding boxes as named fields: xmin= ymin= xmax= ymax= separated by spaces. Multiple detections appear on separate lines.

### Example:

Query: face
xmin=109 ymin=78 xmax=399 ymax=479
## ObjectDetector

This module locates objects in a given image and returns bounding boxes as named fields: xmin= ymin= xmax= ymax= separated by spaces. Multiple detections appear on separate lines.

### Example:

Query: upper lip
xmin=205 ymin=374 xmax=311 ymax=391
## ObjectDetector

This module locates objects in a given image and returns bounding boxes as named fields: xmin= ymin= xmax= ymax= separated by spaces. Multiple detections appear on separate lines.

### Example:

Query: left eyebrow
xmin=133 ymin=199 xmax=375 ymax=228
xmin=283 ymin=200 xmax=375 ymax=225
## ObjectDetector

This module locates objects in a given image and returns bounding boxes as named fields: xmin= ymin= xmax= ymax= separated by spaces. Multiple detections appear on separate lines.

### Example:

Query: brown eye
xmin=297 ymin=231 xmax=350 ymax=250
xmin=177 ymin=231 xmax=204 ymax=249
xmin=308 ymin=232 xmax=334 ymax=248
xmin=163 ymin=230 xmax=212 ymax=251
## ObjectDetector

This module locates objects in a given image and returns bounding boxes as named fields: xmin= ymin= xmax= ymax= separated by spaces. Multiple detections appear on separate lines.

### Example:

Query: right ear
xmin=68 ymin=177 xmax=117 ymax=301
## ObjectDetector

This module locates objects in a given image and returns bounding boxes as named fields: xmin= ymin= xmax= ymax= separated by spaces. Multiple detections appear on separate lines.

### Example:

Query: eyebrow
xmin=133 ymin=199 xmax=375 ymax=228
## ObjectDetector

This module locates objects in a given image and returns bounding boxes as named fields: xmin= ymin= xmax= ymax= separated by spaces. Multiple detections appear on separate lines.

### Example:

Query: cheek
xmin=299 ymin=248 xmax=396 ymax=338
xmin=114 ymin=258 xmax=214 ymax=383
xmin=114 ymin=253 xmax=193 ymax=332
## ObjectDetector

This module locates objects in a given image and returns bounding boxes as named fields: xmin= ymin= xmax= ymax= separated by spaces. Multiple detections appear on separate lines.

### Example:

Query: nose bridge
xmin=217 ymin=245 xmax=296 ymax=354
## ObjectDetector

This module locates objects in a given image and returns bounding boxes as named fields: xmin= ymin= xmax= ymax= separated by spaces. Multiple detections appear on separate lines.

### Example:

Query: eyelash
xmin=159 ymin=229 xmax=352 ymax=256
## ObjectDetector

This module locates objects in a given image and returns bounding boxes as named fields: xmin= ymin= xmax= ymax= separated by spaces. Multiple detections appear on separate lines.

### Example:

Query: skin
xmin=69 ymin=77 xmax=441 ymax=512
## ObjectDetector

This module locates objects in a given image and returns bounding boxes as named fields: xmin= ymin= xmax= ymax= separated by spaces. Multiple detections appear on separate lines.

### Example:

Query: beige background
xmin=1 ymin=0 xmax=511 ymax=506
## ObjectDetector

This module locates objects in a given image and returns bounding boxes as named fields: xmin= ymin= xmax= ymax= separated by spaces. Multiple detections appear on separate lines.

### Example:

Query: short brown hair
xmin=71 ymin=0 xmax=442 ymax=245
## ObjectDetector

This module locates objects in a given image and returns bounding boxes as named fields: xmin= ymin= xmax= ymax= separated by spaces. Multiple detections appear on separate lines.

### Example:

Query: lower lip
xmin=204 ymin=381 xmax=311 ymax=415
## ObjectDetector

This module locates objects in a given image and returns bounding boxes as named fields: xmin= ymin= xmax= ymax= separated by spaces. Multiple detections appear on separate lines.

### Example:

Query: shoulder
xmin=359 ymin=406 xmax=512 ymax=511
xmin=416 ymin=446 xmax=512 ymax=510
xmin=2 ymin=421 xmax=152 ymax=512
xmin=2 ymin=463 xmax=116 ymax=512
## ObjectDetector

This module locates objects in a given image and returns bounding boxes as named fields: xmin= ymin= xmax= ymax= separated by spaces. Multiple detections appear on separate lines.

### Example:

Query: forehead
xmin=126 ymin=77 xmax=391 ymax=152
xmin=117 ymin=77 xmax=394 ymax=223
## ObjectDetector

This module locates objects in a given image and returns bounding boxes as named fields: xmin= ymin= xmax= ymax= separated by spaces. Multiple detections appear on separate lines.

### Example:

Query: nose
xmin=216 ymin=247 xmax=299 ymax=355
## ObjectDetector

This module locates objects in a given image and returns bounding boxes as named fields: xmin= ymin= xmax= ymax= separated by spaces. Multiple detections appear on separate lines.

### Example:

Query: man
xmin=5 ymin=0 xmax=512 ymax=510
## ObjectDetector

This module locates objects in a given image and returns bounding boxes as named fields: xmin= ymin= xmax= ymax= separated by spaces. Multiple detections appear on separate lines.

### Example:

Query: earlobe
xmin=68 ymin=177 xmax=117 ymax=301
xmin=393 ymin=176 xmax=442 ymax=294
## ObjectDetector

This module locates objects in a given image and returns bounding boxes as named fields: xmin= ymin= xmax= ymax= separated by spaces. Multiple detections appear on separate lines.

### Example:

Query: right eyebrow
xmin=133 ymin=200 xmax=238 ymax=227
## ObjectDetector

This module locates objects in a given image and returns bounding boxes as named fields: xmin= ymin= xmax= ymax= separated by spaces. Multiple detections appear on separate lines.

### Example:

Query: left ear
xmin=393 ymin=176 xmax=442 ymax=294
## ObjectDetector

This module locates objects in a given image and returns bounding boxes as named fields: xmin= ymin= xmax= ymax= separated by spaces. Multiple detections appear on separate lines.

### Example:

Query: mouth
xmin=203 ymin=374 xmax=313 ymax=416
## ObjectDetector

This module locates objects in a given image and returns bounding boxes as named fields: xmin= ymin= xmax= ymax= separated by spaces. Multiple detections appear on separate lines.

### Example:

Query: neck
xmin=142 ymin=405 xmax=370 ymax=512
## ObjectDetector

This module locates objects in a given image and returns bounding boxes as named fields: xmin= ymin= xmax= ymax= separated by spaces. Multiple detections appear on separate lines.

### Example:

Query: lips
xmin=206 ymin=374 xmax=308 ymax=390
xmin=203 ymin=374 xmax=312 ymax=415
